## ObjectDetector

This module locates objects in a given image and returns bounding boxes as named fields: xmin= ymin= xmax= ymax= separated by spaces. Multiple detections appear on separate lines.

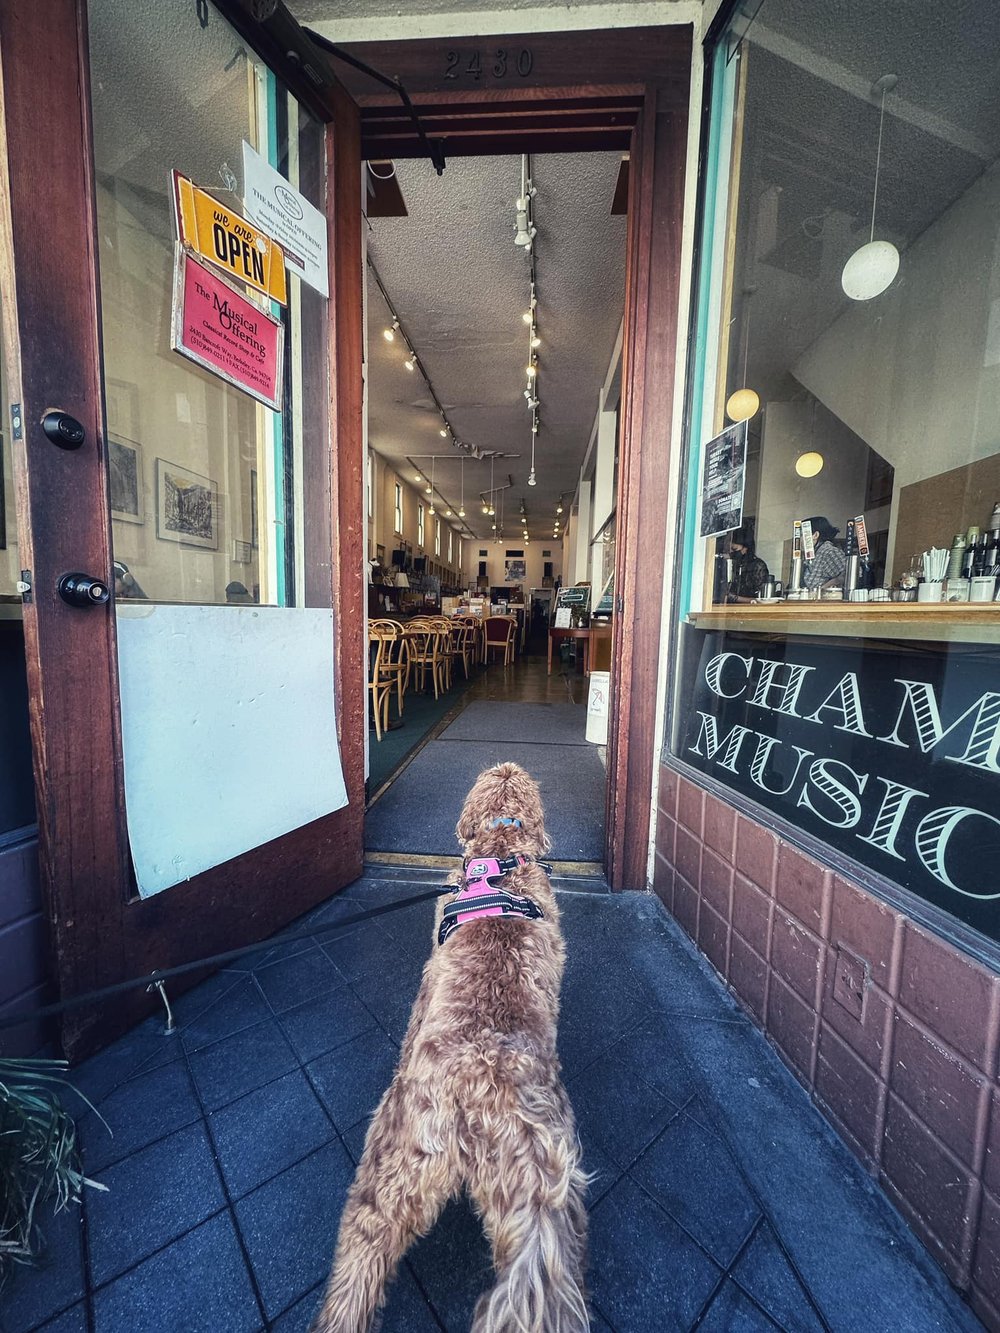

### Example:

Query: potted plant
xmin=0 ymin=1057 xmax=106 ymax=1290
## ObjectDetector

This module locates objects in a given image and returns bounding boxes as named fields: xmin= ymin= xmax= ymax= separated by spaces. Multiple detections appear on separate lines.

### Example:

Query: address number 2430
xmin=444 ymin=48 xmax=534 ymax=80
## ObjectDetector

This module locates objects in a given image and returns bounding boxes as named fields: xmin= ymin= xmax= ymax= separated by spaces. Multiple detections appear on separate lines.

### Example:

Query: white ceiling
xmin=365 ymin=152 xmax=627 ymax=542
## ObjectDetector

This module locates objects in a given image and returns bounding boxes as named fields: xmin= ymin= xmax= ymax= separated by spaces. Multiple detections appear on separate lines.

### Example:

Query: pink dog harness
xmin=438 ymin=853 xmax=549 ymax=946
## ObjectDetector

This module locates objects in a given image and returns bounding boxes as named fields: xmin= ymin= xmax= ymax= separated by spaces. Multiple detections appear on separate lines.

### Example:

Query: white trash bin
xmin=586 ymin=670 xmax=610 ymax=745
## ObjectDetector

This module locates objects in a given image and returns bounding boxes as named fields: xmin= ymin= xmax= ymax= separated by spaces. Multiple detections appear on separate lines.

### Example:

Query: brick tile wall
xmin=654 ymin=766 xmax=1000 ymax=1329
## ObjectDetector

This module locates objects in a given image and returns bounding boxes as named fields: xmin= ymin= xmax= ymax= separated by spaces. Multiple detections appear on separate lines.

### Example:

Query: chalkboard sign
xmin=677 ymin=624 xmax=1000 ymax=942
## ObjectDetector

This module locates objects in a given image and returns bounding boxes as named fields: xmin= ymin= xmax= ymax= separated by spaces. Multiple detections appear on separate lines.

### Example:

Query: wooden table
xmin=548 ymin=626 xmax=593 ymax=674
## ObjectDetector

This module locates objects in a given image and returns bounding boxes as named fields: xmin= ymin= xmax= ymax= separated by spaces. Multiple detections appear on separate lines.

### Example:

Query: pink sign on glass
xmin=170 ymin=246 xmax=284 ymax=411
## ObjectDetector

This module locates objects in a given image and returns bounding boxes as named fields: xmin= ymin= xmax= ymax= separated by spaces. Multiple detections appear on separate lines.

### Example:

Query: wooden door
xmin=0 ymin=0 xmax=366 ymax=1058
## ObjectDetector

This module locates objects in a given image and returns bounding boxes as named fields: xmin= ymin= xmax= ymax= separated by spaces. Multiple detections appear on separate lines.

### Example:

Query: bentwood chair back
xmin=367 ymin=631 xmax=393 ymax=741
xmin=484 ymin=614 xmax=517 ymax=667
xmin=369 ymin=619 xmax=408 ymax=722
xmin=405 ymin=620 xmax=448 ymax=699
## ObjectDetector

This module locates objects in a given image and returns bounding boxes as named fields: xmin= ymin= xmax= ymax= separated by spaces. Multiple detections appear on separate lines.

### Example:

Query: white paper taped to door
xmin=116 ymin=603 xmax=347 ymax=897
xmin=242 ymin=141 xmax=329 ymax=298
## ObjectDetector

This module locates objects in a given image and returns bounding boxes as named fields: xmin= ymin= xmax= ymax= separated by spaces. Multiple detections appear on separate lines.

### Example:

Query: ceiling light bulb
xmin=383 ymin=319 xmax=398 ymax=342
xmin=482 ymin=503 xmax=490 ymax=514
xmin=522 ymin=310 xmax=533 ymax=324
xmin=414 ymin=474 xmax=422 ymax=482
xmin=489 ymin=506 xmax=495 ymax=516
xmin=841 ymin=240 xmax=900 ymax=301
xmin=429 ymin=505 xmax=435 ymax=515
xmin=404 ymin=357 xmax=415 ymax=372
xmin=526 ymin=364 xmax=536 ymax=377
xmin=425 ymin=484 xmax=432 ymax=494
xmin=445 ymin=509 xmax=452 ymax=516
xmin=459 ymin=507 xmax=465 ymax=517
xmin=439 ymin=428 xmax=448 ymax=438
xmin=528 ymin=470 xmax=536 ymax=486
xmin=531 ymin=420 xmax=538 ymax=434
xmin=557 ymin=503 xmax=563 ymax=514
xmin=531 ymin=334 xmax=541 ymax=349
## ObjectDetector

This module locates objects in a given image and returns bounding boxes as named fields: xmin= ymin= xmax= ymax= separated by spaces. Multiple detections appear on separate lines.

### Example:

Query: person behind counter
xmin=727 ymin=526 xmax=770 ymax=602
xmin=802 ymin=516 xmax=847 ymax=590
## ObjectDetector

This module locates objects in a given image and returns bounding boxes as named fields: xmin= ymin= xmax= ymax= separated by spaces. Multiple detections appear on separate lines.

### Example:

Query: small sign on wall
xmin=170 ymin=248 xmax=284 ymax=411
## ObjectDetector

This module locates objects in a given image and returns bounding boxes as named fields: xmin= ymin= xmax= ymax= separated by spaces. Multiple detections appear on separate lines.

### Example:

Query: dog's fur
xmin=310 ymin=762 xmax=589 ymax=1333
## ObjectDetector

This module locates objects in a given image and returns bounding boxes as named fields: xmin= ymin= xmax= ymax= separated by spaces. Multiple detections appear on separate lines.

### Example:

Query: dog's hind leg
xmin=468 ymin=1095 xmax=590 ymax=1333
xmin=310 ymin=1080 xmax=459 ymax=1333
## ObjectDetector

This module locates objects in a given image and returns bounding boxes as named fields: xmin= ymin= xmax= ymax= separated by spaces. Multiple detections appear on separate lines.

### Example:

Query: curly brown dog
xmin=310 ymin=762 xmax=589 ymax=1333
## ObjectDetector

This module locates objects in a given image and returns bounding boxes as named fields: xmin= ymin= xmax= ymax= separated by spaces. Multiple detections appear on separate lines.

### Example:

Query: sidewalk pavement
xmin=1 ymin=875 xmax=981 ymax=1332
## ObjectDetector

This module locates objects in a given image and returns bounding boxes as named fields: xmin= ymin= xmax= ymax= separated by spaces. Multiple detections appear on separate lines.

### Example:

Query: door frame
xmin=331 ymin=24 xmax=693 ymax=890
xmin=0 ymin=0 xmax=366 ymax=1058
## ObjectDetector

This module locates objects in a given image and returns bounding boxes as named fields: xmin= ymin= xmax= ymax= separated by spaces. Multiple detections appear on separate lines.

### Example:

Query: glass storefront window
xmin=670 ymin=1 xmax=1000 ymax=943
xmin=90 ymin=0 xmax=329 ymax=609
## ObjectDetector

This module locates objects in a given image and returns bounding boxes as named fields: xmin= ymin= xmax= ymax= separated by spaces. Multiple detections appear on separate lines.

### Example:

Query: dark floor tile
xmin=179 ymin=976 xmax=273 ymax=1052
xmin=630 ymin=1109 xmax=761 ymax=1267
xmin=268 ymin=1283 xmax=322 ymax=1333
xmin=91 ymin=1211 xmax=260 ymax=1333
xmin=732 ymin=1221 xmax=824 ymax=1333
xmin=86 ymin=1123 xmax=225 ymax=1286
xmin=568 ymin=1051 xmax=679 ymax=1169
xmin=254 ymin=947 xmax=343 ymax=1013
xmin=613 ymin=1011 xmax=702 ymax=1105
xmin=209 ymin=1068 xmax=332 ymax=1199
xmin=589 ymin=1175 xmax=721 ymax=1332
xmin=187 ymin=1018 xmax=299 ymax=1112
xmin=306 ymin=1026 xmax=399 ymax=1132
xmin=34 ymin=1304 xmax=88 ymax=1333
xmin=170 ymin=968 xmax=250 ymax=1026
xmin=277 ymin=986 xmax=377 ymax=1064
xmin=406 ymin=1195 xmax=494 ymax=1332
xmin=234 ymin=1141 xmax=356 ymax=1321
xmin=77 ymin=1057 xmax=201 ymax=1174
xmin=588 ymin=1309 xmax=616 ymax=1333
xmin=580 ymin=1139 xmax=622 ymax=1208
xmin=321 ymin=922 xmax=402 ymax=985
xmin=3 ymin=1202 xmax=84 ymax=1333
xmin=349 ymin=960 xmax=425 ymax=1047
xmin=66 ymin=1016 xmax=180 ymax=1109
xmin=698 ymin=1279 xmax=782 ymax=1331
xmin=371 ymin=900 xmax=438 ymax=958
xmin=342 ymin=1118 xmax=369 ymax=1164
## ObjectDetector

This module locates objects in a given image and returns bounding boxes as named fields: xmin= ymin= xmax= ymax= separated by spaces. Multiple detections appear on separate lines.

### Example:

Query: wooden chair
xmin=484 ymin=614 xmax=517 ymax=667
xmin=367 ymin=632 xmax=393 ymax=741
xmin=369 ymin=619 xmax=408 ymax=723
xmin=451 ymin=619 xmax=478 ymax=679
xmin=405 ymin=620 xmax=448 ymax=699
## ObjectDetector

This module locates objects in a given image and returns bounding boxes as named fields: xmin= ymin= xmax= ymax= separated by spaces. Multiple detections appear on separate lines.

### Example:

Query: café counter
xmin=689 ymin=602 xmax=1000 ymax=645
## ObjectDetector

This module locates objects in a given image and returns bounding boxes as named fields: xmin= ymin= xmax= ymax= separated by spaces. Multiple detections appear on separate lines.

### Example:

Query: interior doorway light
xmin=842 ymin=75 xmax=900 ymax=301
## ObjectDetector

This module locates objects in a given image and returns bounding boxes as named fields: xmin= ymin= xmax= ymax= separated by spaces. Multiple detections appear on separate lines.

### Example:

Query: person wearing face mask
xmin=726 ymin=525 xmax=770 ymax=602
xmin=802 ymin=516 xmax=847 ymax=590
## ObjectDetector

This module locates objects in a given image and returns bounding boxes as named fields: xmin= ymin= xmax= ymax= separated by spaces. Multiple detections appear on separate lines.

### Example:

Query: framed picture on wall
xmin=156 ymin=458 xmax=219 ymax=549
xmin=108 ymin=435 xmax=144 ymax=525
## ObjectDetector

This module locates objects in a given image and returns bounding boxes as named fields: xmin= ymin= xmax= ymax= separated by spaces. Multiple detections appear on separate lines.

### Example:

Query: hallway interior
xmin=2 ymin=654 xmax=981 ymax=1332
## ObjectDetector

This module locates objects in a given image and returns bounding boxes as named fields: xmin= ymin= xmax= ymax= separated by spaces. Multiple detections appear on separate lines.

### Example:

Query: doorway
xmin=362 ymin=148 xmax=625 ymax=867
xmin=339 ymin=25 xmax=693 ymax=886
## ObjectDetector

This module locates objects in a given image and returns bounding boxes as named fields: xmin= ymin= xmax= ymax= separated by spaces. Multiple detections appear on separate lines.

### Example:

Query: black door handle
xmin=58 ymin=572 xmax=110 ymax=607
xmin=41 ymin=411 xmax=86 ymax=449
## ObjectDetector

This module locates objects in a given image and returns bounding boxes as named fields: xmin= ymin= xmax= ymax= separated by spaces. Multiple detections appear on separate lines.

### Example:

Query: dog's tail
xmin=471 ymin=1160 xmax=591 ymax=1333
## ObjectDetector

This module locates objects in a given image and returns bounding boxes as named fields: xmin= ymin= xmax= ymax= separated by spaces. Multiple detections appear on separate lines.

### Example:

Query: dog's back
xmin=311 ymin=763 xmax=589 ymax=1333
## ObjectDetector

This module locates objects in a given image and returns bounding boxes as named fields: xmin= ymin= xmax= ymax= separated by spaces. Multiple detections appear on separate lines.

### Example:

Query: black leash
xmin=0 ymin=885 xmax=448 ymax=1034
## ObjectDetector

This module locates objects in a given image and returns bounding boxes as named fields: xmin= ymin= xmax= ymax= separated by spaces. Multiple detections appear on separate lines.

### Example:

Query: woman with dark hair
xmin=727 ymin=525 xmax=770 ymax=601
xmin=803 ymin=516 xmax=846 ymax=590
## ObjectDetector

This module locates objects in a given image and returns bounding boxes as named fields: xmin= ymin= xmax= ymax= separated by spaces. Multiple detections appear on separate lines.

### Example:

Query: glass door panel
xmin=89 ymin=0 xmax=346 ymax=896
